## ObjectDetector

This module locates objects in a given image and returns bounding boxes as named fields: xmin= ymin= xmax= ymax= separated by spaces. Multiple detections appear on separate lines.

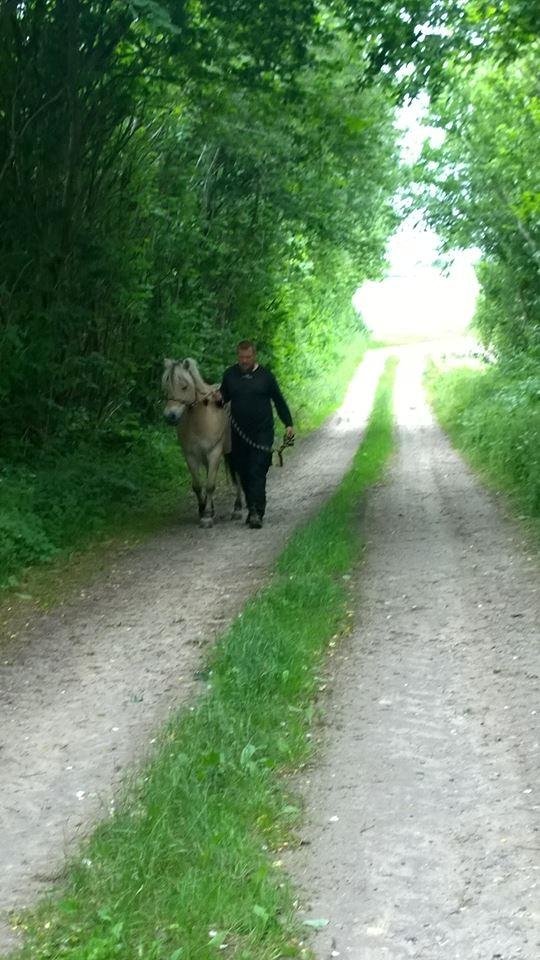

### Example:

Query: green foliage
xmin=427 ymin=356 xmax=540 ymax=522
xmin=414 ymin=38 xmax=539 ymax=357
xmin=6 ymin=359 xmax=396 ymax=960
xmin=322 ymin=1 xmax=539 ymax=97
xmin=0 ymin=2 xmax=399 ymax=448
xmin=0 ymin=432 xmax=186 ymax=590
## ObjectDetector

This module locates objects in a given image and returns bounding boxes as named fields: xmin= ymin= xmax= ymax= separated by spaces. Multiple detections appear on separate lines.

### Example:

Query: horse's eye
xmin=181 ymin=386 xmax=187 ymax=391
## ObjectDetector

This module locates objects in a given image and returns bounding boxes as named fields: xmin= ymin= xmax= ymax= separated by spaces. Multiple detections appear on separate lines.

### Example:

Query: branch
xmin=0 ymin=88 xmax=64 ymax=185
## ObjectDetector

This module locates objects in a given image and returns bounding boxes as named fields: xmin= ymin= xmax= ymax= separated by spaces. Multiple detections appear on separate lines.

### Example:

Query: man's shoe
xmin=248 ymin=512 xmax=263 ymax=529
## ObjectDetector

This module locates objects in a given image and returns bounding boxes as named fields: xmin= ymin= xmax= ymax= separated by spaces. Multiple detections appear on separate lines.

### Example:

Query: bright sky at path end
xmin=354 ymin=96 xmax=480 ymax=342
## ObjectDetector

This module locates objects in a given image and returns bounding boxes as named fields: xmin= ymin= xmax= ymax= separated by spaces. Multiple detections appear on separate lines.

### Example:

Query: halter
xmin=166 ymin=386 xmax=218 ymax=409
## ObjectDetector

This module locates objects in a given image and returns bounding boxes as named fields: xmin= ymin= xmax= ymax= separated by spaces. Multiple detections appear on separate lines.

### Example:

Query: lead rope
xmin=230 ymin=416 xmax=295 ymax=467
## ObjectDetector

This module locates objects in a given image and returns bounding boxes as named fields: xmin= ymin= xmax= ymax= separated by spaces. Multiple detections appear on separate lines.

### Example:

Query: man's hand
xmin=285 ymin=426 xmax=295 ymax=440
xmin=213 ymin=389 xmax=223 ymax=403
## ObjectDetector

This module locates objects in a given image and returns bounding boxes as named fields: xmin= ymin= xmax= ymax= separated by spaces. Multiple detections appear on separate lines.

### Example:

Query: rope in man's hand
xmin=274 ymin=431 xmax=295 ymax=467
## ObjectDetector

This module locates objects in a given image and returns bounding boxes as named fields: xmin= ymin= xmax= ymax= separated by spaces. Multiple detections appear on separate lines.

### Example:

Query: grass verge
xmin=6 ymin=357 xmax=396 ymax=960
xmin=0 ymin=430 xmax=189 ymax=595
xmin=426 ymin=355 xmax=540 ymax=530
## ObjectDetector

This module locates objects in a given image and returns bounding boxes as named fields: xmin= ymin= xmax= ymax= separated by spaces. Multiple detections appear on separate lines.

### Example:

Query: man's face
xmin=237 ymin=347 xmax=256 ymax=373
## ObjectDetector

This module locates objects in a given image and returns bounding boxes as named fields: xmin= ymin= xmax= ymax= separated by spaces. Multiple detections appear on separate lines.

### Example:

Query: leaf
xmin=59 ymin=898 xmax=80 ymax=914
xmin=201 ymin=750 xmax=222 ymax=768
xmin=344 ymin=114 xmax=369 ymax=134
xmin=240 ymin=743 xmax=257 ymax=766
xmin=303 ymin=918 xmax=329 ymax=928
xmin=282 ymin=804 xmax=300 ymax=816
xmin=253 ymin=905 xmax=270 ymax=923
xmin=129 ymin=0 xmax=182 ymax=34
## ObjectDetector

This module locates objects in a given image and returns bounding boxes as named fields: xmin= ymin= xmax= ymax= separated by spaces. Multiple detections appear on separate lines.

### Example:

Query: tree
xmin=0 ymin=1 xmax=400 ymax=446
xmin=417 ymin=45 xmax=540 ymax=354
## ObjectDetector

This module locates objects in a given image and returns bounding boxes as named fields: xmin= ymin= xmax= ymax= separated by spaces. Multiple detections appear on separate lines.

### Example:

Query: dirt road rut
xmin=291 ymin=349 xmax=540 ymax=959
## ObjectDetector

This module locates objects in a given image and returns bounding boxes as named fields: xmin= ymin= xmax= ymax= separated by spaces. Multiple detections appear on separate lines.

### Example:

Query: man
xmin=217 ymin=340 xmax=294 ymax=529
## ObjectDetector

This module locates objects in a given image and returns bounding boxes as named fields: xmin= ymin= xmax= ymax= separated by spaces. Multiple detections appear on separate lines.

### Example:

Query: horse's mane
xmin=183 ymin=358 xmax=213 ymax=393
xmin=161 ymin=358 xmax=178 ymax=393
xmin=162 ymin=358 xmax=215 ymax=395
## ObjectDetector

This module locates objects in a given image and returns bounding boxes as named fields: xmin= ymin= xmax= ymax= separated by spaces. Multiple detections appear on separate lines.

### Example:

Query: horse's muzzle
xmin=164 ymin=409 xmax=183 ymax=425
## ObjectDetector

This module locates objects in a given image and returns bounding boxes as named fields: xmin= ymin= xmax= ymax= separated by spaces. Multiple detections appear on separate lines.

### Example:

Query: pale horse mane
xmin=162 ymin=357 xmax=216 ymax=397
xmin=183 ymin=357 xmax=216 ymax=393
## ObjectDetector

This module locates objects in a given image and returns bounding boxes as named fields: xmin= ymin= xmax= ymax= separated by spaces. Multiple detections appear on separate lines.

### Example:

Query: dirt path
xmin=0 ymin=350 xmax=388 ymax=951
xmin=290 ymin=347 xmax=540 ymax=959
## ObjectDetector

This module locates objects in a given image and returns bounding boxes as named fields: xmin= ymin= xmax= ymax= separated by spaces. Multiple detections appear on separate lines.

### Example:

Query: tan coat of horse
xmin=162 ymin=358 xmax=243 ymax=526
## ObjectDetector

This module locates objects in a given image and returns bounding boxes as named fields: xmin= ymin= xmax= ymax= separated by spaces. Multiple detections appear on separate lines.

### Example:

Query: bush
xmin=0 ymin=431 xmax=187 ymax=589
xmin=427 ymin=355 xmax=540 ymax=521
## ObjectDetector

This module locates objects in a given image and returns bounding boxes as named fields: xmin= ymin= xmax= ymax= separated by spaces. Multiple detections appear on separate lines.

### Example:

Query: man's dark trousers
xmin=232 ymin=433 xmax=272 ymax=519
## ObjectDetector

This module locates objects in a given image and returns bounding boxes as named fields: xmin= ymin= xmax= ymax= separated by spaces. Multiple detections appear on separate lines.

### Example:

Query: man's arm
xmin=269 ymin=373 xmax=294 ymax=430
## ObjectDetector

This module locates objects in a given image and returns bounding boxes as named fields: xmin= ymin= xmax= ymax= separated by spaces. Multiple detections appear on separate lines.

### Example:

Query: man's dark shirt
xmin=220 ymin=364 xmax=293 ymax=441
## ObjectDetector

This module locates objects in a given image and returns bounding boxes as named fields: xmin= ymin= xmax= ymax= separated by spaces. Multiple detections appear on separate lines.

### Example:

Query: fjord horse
xmin=162 ymin=358 xmax=243 ymax=527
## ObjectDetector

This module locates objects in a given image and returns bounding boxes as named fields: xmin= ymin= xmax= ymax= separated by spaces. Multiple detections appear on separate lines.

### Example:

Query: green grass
xmin=5 ymin=358 xmax=397 ymax=960
xmin=426 ymin=355 xmax=540 ymax=527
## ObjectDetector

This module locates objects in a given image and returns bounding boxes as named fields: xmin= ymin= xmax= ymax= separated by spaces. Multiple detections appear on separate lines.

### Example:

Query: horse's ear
xmin=183 ymin=359 xmax=190 ymax=370
xmin=163 ymin=358 xmax=175 ymax=370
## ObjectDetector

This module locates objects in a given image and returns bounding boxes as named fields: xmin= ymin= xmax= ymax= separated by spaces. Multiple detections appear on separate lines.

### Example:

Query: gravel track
xmin=290 ymin=347 xmax=540 ymax=960
xmin=0 ymin=349 xmax=386 ymax=951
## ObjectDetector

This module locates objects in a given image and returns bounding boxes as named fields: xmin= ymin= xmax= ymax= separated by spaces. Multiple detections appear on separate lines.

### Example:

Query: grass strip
xmin=426 ymin=357 xmax=540 ymax=531
xmin=7 ymin=357 xmax=397 ymax=960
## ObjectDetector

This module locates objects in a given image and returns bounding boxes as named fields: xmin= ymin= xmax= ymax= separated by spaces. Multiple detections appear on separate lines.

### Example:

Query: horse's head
xmin=162 ymin=359 xmax=197 ymax=425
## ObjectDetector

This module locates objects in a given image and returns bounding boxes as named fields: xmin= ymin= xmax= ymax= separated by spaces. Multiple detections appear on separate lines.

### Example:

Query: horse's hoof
xmin=231 ymin=510 xmax=243 ymax=521
xmin=199 ymin=516 xmax=214 ymax=529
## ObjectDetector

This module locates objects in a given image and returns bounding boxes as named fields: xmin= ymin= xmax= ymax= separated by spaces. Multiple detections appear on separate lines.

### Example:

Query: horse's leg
xmin=200 ymin=446 xmax=221 ymax=528
xmin=185 ymin=452 xmax=206 ymax=520
xmin=224 ymin=452 xmax=243 ymax=519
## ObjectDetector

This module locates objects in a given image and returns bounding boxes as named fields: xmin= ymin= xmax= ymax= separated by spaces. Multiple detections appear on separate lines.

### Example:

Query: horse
xmin=162 ymin=358 xmax=243 ymax=527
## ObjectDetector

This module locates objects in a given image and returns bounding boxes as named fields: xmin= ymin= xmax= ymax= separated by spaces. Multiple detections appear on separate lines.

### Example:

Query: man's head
xmin=237 ymin=340 xmax=257 ymax=373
